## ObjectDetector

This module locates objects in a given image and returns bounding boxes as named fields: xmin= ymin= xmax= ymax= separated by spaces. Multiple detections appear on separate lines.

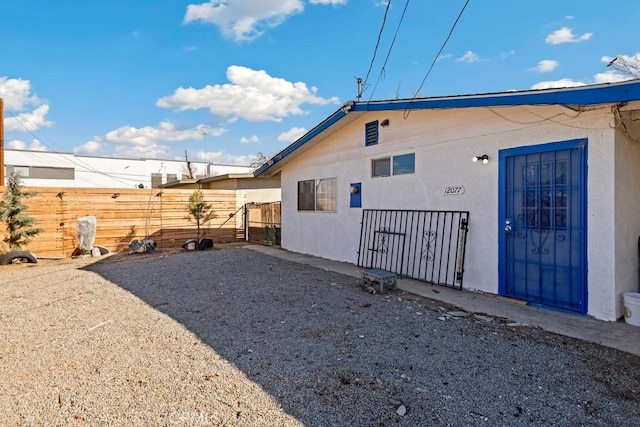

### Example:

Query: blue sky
xmin=1 ymin=0 xmax=639 ymax=166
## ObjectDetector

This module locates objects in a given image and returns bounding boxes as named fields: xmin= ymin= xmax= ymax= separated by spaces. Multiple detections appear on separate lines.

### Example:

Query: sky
xmin=1 ymin=0 xmax=639 ymax=167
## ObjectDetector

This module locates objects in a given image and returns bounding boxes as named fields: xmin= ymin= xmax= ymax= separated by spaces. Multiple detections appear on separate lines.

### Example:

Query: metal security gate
xmin=357 ymin=210 xmax=470 ymax=289
xmin=499 ymin=139 xmax=587 ymax=314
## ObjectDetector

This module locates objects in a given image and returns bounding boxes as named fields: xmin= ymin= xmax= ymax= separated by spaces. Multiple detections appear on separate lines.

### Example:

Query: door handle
xmin=504 ymin=219 xmax=512 ymax=232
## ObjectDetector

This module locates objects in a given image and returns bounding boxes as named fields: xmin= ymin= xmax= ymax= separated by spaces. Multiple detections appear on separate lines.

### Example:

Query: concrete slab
xmin=245 ymin=244 xmax=640 ymax=357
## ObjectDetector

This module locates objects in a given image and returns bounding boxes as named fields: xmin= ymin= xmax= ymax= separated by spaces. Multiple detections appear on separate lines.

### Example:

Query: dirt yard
xmin=1 ymin=247 xmax=639 ymax=426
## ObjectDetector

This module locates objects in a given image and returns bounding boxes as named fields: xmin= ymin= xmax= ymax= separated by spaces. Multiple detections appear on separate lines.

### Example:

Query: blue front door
xmin=499 ymin=139 xmax=587 ymax=314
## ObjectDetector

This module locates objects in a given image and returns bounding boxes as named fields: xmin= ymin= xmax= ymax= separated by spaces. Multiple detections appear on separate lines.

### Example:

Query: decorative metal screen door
xmin=499 ymin=139 xmax=587 ymax=314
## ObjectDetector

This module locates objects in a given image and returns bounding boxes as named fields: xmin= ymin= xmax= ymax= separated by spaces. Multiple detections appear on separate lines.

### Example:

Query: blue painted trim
xmin=256 ymin=80 xmax=640 ymax=177
xmin=350 ymin=182 xmax=362 ymax=208
xmin=352 ymin=79 xmax=640 ymax=112
xmin=498 ymin=138 xmax=588 ymax=314
xmin=254 ymin=107 xmax=348 ymax=176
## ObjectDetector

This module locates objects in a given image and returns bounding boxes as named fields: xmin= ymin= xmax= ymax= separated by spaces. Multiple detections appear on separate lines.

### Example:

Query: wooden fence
xmin=1 ymin=187 xmax=242 ymax=258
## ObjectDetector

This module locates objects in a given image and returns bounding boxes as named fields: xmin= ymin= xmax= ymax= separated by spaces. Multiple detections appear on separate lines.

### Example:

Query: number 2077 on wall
xmin=442 ymin=186 xmax=465 ymax=195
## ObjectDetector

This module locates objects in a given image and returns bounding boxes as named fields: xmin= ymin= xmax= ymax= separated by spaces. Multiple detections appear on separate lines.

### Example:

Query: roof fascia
xmin=354 ymin=80 xmax=640 ymax=112
xmin=255 ymin=80 xmax=640 ymax=177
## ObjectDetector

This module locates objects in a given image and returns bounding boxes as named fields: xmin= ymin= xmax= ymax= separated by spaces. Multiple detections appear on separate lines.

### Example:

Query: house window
xmin=166 ymin=173 xmax=178 ymax=183
xmin=393 ymin=153 xmax=415 ymax=175
xmin=372 ymin=153 xmax=415 ymax=177
xmin=297 ymin=178 xmax=337 ymax=212
xmin=372 ymin=158 xmax=391 ymax=177
xmin=365 ymin=120 xmax=379 ymax=146
xmin=151 ymin=173 xmax=162 ymax=188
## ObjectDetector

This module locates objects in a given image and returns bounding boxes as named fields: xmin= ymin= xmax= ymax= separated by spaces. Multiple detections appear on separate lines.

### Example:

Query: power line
xmin=405 ymin=0 xmax=471 ymax=117
xmin=362 ymin=0 xmax=393 ymax=98
xmin=5 ymin=106 xmax=149 ymax=187
xmin=367 ymin=0 xmax=410 ymax=101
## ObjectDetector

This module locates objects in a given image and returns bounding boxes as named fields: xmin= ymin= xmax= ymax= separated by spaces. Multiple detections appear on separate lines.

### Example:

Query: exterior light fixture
xmin=472 ymin=154 xmax=489 ymax=164
xmin=350 ymin=185 xmax=360 ymax=194
xmin=380 ymin=119 xmax=390 ymax=127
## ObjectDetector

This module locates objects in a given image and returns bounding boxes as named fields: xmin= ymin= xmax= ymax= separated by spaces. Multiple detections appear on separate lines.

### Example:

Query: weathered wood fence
xmin=2 ymin=187 xmax=242 ymax=258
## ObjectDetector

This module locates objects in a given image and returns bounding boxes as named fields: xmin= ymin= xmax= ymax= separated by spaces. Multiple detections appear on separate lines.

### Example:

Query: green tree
xmin=186 ymin=189 xmax=216 ymax=240
xmin=0 ymin=173 xmax=42 ymax=251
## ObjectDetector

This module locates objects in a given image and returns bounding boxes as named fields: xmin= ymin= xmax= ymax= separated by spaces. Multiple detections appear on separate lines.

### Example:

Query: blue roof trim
xmin=254 ymin=107 xmax=348 ymax=176
xmin=254 ymin=79 xmax=640 ymax=177
xmin=352 ymin=79 xmax=640 ymax=111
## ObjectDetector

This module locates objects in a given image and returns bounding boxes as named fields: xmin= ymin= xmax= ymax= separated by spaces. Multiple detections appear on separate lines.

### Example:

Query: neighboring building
xmin=4 ymin=149 xmax=252 ymax=188
xmin=162 ymin=173 xmax=281 ymax=232
xmin=255 ymin=80 xmax=640 ymax=322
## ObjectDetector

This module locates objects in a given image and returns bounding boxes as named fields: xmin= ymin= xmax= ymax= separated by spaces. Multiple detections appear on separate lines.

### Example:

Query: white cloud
xmin=7 ymin=140 xmax=25 ymax=150
xmin=240 ymin=135 xmax=260 ymax=144
xmin=8 ymin=139 xmax=48 ymax=151
xmin=4 ymin=105 xmax=54 ymax=132
xmin=74 ymin=141 xmax=103 ymax=154
xmin=184 ymin=0 xmax=304 ymax=42
xmin=0 ymin=77 xmax=53 ymax=132
xmin=593 ymin=71 xmax=630 ymax=84
xmin=74 ymin=122 xmax=226 ymax=158
xmin=310 ymin=0 xmax=347 ymax=4
xmin=194 ymin=149 xmax=254 ymax=165
xmin=457 ymin=51 xmax=479 ymax=63
xmin=157 ymin=65 xmax=340 ymax=122
xmin=545 ymin=27 xmax=592 ymax=45
xmin=531 ymin=79 xmax=586 ymax=90
xmin=534 ymin=59 xmax=559 ymax=73
xmin=278 ymin=126 xmax=306 ymax=142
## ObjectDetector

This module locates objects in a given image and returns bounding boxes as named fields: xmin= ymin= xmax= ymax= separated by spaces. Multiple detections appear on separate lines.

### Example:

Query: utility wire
xmin=5 ymin=106 xmax=146 ymax=187
xmin=363 ymin=0 xmax=392 ymax=88
xmin=404 ymin=0 xmax=471 ymax=117
xmin=368 ymin=0 xmax=410 ymax=101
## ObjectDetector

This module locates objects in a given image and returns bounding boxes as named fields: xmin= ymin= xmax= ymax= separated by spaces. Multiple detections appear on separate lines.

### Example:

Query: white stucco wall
xmin=614 ymin=127 xmax=640 ymax=318
xmin=279 ymin=104 xmax=622 ymax=320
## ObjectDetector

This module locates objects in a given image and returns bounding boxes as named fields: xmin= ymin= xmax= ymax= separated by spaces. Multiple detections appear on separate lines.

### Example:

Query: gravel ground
xmin=1 ymin=246 xmax=639 ymax=427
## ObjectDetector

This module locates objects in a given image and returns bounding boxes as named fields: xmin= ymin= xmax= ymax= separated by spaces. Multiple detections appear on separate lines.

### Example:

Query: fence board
xmin=0 ymin=186 xmax=241 ymax=258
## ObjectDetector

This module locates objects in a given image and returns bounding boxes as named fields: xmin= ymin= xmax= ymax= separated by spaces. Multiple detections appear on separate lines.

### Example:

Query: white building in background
xmin=3 ymin=149 xmax=253 ymax=188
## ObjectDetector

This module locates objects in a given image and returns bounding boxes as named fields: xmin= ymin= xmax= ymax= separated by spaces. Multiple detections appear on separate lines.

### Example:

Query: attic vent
xmin=365 ymin=120 xmax=379 ymax=146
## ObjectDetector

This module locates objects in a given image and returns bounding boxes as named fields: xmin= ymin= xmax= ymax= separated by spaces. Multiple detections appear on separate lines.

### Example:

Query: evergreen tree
xmin=0 ymin=173 xmax=42 ymax=250
xmin=186 ymin=189 xmax=216 ymax=240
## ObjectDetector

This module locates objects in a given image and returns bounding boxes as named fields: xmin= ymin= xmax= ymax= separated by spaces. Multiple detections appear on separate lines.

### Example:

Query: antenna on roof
xmin=355 ymin=77 xmax=367 ymax=102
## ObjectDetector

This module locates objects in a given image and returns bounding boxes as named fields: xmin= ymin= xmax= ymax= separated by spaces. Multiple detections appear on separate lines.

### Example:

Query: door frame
xmin=498 ymin=138 xmax=588 ymax=314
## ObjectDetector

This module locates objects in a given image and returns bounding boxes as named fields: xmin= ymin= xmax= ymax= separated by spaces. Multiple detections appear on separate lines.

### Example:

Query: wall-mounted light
xmin=350 ymin=185 xmax=360 ymax=194
xmin=472 ymin=154 xmax=489 ymax=164
xmin=380 ymin=119 xmax=390 ymax=127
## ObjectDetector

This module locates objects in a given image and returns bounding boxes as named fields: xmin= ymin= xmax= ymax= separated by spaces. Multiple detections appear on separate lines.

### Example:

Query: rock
xmin=447 ymin=311 xmax=470 ymax=317
xmin=389 ymin=398 xmax=402 ymax=406
xmin=473 ymin=314 xmax=494 ymax=322
xmin=396 ymin=405 xmax=407 ymax=416
xmin=438 ymin=316 xmax=447 ymax=321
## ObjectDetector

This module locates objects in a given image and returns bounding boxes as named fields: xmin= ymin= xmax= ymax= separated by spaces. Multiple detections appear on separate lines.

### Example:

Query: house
xmin=4 ymin=149 xmax=252 ymax=188
xmin=255 ymin=79 xmax=640 ymax=321
xmin=162 ymin=173 xmax=282 ymax=235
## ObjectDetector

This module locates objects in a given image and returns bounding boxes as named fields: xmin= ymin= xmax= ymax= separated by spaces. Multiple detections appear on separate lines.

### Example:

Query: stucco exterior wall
xmin=280 ymin=104 xmax=620 ymax=320
xmin=614 ymin=127 xmax=640 ymax=318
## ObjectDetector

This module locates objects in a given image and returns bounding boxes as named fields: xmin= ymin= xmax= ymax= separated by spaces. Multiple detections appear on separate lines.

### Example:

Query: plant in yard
xmin=186 ymin=189 xmax=216 ymax=240
xmin=0 ymin=172 xmax=42 ymax=251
